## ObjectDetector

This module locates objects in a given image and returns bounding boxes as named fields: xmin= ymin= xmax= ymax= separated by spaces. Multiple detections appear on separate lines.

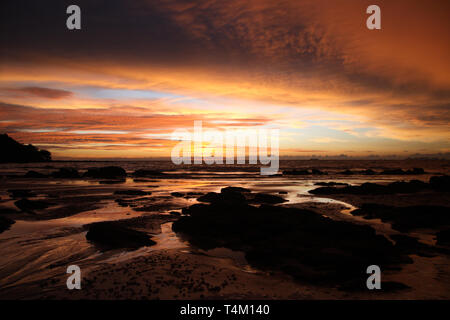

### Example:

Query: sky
xmin=0 ymin=0 xmax=449 ymax=159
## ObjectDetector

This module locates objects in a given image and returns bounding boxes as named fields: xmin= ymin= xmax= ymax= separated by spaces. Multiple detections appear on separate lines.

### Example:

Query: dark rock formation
xmin=197 ymin=191 xmax=246 ymax=205
xmin=14 ymin=199 xmax=53 ymax=212
xmin=51 ymin=167 xmax=80 ymax=178
xmin=430 ymin=175 xmax=450 ymax=192
xmin=86 ymin=222 xmax=156 ymax=249
xmin=132 ymin=169 xmax=165 ymax=177
xmin=114 ymin=190 xmax=152 ymax=196
xmin=282 ymin=169 xmax=311 ymax=175
xmin=171 ymin=192 xmax=185 ymax=197
xmin=8 ymin=189 xmax=36 ymax=198
xmin=0 ymin=216 xmax=15 ymax=233
xmin=221 ymin=186 xmax=251 ymax=194
xmin=314 ymin=182 xmax=349 ymax=187
xmin=436 ymin=229 xmax=450 ymax=246
xmin=173 ymin=198 xmax=412 ymax=287
xmin=83 ymin=166 xmax=126 ymax=179
xmin=309 ymin=177 xmax=448 ymax=195
xmin=351 ymin=204 xmax=450 ymax=232
xmin=0 ymin=134 xmax=51 ymax=163
xmin=24 ymin=170 xmax=48 ymax=178
xmin=248 ymin=193 xmax=287 ymax=204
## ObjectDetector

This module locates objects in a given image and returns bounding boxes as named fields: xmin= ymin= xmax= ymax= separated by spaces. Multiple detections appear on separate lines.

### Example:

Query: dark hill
xmin=0 ymin=134 xmax=51 ymax=163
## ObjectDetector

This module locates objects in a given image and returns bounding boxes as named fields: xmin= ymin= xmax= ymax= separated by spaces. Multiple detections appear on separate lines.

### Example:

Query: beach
xmin=0 ymin=159 xmax=449 ymax=299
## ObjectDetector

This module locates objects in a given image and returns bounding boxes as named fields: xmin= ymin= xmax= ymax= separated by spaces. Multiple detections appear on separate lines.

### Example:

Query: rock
xmin=220 ymin=186 xmax=251 ymax=194
xmin=339 ymin=169 xmax=354 ymax=175
xmin=14 ymin=199 xmax=53 ymax=212
xmin=278 ymin=191 xmax=288 ymax=194
xmin=311 ymin=169 xmax=327 ymax=175
xmin=0 ymin=216 xmax=15 ymax=233
xmin=309 ymin=179 xmax=429 ymax=195
xmin=314 ymin=182 xmax=349 ymax=187
xmin=380 ymin=168 xmax=405 ymax=175
xmin=114 ymin=190 xmax=151 ymax=196
xmin=8 ymin=189 xmax=36 ymax=198
xmin=170 ymin=211 xmax=181 ymax=216
xmin=51 ymin=167 xmax=80 ymax=178
xmin=351 ymin=203 xmax=450 ymax=232
xmin=86 ymin=222 xmax=156 ymax=249
xmin=249 ymin=193 xmax=287 ymax=204
xmin=83 ymin=166 xmax=126 ymax=179
xmin=282 ymin=169 xmax=310 ymax=175
xmin=430 ymin=175 xmax=450 ymax=192
xmin=99 ymin=179 xmax=126 ymax=184
xmin=406 ymin=168 xmax=425 ymax=174
xmin=436 ymin=229 xmax=450 ymax=246
xmin=197 ymin=192 xmax=222 ymax=203
xmin=197 ymin=192 xmax=246 ymax=205
xmin=173 ymin=201 xmax=412 ymax=286
xmin=0 ymin=134 xmax=51 ymax=163
xmin=24 ymin=170 xmax=48 ymax=178
xmin=0 ymin=207 xmax=21 ymax=215
xmin=132 ymin=169 xmax=165 ymax=177
xmin=171 ymin=192 xmax=185 ymax=197
xmin=363 ymin=169 xmax=376 ymax=175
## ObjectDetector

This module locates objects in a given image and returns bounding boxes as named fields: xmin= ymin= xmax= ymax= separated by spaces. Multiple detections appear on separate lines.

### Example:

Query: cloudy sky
xmin=0 ymin=0 xmax=449 ymax=159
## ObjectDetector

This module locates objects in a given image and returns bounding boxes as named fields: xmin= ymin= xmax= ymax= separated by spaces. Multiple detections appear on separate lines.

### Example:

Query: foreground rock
xmin=351 ymin=204 xmax=450 ymax=232
xmin=86 ymin=222 xmax=156 ymax=249
xmin=0 ymin=216 xmax=15 ymax=233
xmin=83 ymin=166 xmax=126 ymax=179
xmin=436 ymin=229 xmax=450 ymax=246
xmin=197 ymin=187 xmax=286 ymax=205
xmin=173 ymin=194 xmax=412 ymax=288
xmin=15 ymin=199 xmax=54 ymax=212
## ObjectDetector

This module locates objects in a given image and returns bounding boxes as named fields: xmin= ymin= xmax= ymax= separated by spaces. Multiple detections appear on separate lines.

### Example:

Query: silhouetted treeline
xmin=0 ymin=134 xmax=51 ymax=163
